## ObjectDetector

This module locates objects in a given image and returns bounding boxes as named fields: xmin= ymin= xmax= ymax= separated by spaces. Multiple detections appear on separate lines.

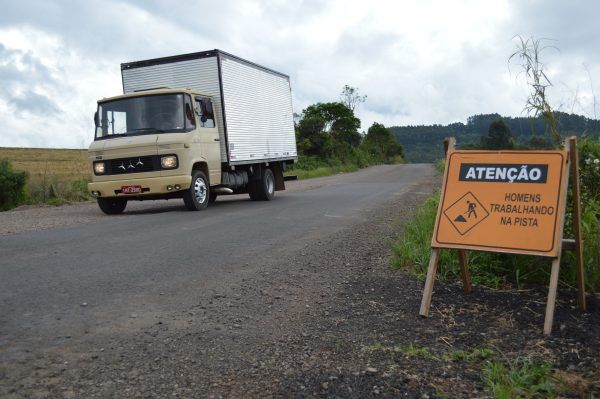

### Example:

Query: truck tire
xmin=97 ymin=197 xmax=127 ymax=215
xmin=256 ymin=168 xmax=275 ymax=201
xmin=248 ymin=179 xmax=260 ymax=201
xmin=183 ymin=170 xmax=210 ymax=211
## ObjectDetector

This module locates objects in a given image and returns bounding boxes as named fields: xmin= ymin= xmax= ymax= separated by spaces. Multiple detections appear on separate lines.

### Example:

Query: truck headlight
xmin=161 ymin=155 xmax=178 ymax=169
xmin=94 ymin=161 xmax=106 ymax=175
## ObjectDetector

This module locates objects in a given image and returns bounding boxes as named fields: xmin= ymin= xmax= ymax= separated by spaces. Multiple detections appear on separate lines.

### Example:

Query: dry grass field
xmin=0 ymin=147 xmax=90 ymax=203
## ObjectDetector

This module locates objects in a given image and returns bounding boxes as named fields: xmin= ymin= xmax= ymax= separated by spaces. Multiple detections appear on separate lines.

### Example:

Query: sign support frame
xmin=419 ymin=136 xmax=586 ymax=335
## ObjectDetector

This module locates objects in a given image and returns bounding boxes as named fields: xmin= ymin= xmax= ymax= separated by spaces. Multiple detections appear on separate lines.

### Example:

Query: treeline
xmin=392 ymin=112 xmax=600 ymax=162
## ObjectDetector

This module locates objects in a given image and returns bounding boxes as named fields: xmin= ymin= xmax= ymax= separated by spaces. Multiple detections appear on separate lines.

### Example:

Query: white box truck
xmin=88 ymin=50 xmax=297 ymax=214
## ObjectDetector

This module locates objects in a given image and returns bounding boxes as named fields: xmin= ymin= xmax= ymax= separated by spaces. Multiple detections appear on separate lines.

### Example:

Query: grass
xmin=0 ymin=147 xmax=92 ymax=206
xmin=482 ymin=356 xmax=555 ymax=398
xmin=289 ymin=163 xmax=360 ymax=180
xmin=287 ymin=153 xmax=404 ymax=180
xmin=360 ymin=343 xmax=563 ymax=397
xmin=446 ymin=347 xmax=496 ymax=363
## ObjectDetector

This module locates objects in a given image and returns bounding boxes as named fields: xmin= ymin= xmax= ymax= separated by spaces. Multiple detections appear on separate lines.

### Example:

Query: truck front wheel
xmin=97 ymin=197 xmax=127 ymax=215
xmin=183 ymin=171 xmax=210 ymax=211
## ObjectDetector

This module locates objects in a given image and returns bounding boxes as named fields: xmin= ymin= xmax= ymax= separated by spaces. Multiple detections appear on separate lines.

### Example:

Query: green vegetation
xmin=360 ymin=343 xmax=562 ymax=397
xmin=27 ymin=177 xmax=92 ymax=205
xmin=0 ymin=159 xmax=28 ymax=211
xmin=482 ymin=357 xmax=555 ymax=398
xmin=477 ymin=119 xmax=515 ymax=150
xmin=0 ymin=147 xmax=92 ymax=210
xmin=447 ymin=347 xmax=496 ymax=363
xmin=392 ymin=112 xmax=600 ymax=163
xmin=403 ymin=344 xmax=438 ymax=361
xmin=289 ymin=86 xmax=404 ymax=178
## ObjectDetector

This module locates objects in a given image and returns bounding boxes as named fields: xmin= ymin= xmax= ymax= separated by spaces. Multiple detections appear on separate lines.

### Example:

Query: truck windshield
xmin=95 ymin=93 xmax=192 ymax=139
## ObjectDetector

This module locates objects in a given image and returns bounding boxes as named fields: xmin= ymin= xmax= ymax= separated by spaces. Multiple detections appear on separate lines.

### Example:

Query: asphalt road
xmin=0 ymin=164 xmax=435 ymax=393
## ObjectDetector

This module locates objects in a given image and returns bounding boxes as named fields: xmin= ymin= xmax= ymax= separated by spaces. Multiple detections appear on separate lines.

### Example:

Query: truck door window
xmin=195 ymin=97 xmax=215 ymax=128
xmin=185 ymin=94 xmax=196 ymax=129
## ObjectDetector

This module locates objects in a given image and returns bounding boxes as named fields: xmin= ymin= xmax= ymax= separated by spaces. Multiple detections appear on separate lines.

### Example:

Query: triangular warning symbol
xmin=454 ymin=215 xmax=467 ymax=223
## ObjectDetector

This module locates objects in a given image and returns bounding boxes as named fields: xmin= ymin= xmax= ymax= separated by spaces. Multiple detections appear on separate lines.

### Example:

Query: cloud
xmin=0 ymin=0 xmax=598 ymax=148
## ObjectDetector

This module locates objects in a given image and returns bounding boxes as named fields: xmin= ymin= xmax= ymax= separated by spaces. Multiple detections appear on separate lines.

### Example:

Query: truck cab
xmin=88 ymin=88 xmax=279 ymax=214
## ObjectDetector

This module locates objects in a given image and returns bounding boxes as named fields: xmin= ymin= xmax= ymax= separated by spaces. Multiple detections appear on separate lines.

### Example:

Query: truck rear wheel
xmin=183 ymin=171 xmax=210 ymax=211
xmin=97 ymin=197 xmax=127 ymax=215
xmin=249 ymin=168 xmax=275 ymax=201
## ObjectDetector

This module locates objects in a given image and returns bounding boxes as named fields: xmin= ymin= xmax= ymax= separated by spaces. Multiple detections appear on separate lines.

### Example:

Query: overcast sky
xmin=0 ymin=0 xmax=598 ymax=148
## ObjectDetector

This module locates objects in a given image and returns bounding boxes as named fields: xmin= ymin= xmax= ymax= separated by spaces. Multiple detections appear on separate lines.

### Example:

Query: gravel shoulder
xmin=1 ymin=168 xmax=598 ymax=398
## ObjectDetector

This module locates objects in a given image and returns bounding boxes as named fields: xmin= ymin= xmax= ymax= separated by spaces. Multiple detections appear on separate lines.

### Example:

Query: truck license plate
xmin=121 ymin=185 xmax=142 ymax=194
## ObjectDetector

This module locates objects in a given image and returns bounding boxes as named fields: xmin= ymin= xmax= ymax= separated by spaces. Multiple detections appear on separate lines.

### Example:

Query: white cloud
xmin=0 ymin=0 xmax=598 ymax=148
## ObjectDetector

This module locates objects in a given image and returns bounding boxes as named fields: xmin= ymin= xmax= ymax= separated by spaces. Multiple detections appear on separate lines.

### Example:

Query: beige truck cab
xmin=89 ymin=89 xmax=227 ymax=213
xmin=88 ymin=50 xmax=297 ymax=215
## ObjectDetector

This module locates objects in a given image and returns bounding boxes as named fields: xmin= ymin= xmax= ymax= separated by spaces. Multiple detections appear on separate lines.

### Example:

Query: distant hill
xmin=390 ymin=112 xmax=600 ymax=163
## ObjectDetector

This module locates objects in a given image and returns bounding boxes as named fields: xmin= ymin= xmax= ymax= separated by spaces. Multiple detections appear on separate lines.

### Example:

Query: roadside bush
xmin=0 ymin=158 xmax=28 ymax=211
xmin=578 ymin=136 xmax=600 ymax=201
xmin=27 ymin=177 xmax=92 ymax=205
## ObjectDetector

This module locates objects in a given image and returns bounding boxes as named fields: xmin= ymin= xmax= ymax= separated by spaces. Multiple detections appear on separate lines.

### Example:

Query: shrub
xmin=0 ymin=159 xmax=28 ymax=211
xmin=578 ymin=136 xmax=600 ymax=202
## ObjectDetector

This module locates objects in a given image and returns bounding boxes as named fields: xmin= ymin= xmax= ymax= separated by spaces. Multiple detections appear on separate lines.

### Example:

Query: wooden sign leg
xmin=568 ymin=137 xmax=587 ymax=311
xmin=457 ymin=250 xmax=472 ymax=293
xmin=543 ymin=257 xmax=561 ymax=335
xmin=420 ymin=249 xmax=440 ymax=317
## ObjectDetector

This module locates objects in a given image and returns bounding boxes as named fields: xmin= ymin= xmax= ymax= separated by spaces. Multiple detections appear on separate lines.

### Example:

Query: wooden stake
xmin=443 ymin=137 xmax=456 ymax=155
xmin=568 ymin=137 xmax=587 ymax=311
xmin=542 ymin=137 xmax=572 ymax=335
xmin=419 ymin=249 xmax=439 ymax=317
xmin=458 ymin=250 xmax=472 ymax=293
xmin=544 ymin=257 xmax=561 ymax=335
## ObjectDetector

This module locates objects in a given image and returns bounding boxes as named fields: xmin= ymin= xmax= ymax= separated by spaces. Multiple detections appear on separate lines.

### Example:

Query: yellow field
xmin=0 ymin=147 xmax=89 ymax=184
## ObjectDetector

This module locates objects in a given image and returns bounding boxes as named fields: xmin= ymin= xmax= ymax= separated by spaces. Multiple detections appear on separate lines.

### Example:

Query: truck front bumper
xmin=88 ymin=175 xmax=192 ymax=198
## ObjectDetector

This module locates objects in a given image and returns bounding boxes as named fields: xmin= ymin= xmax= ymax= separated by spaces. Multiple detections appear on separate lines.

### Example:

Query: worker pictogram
xmin=443 ymin=192 xmax=489 ymax=235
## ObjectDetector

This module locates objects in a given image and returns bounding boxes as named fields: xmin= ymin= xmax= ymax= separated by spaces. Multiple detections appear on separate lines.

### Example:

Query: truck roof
xmin=98 ymin=88 xmax=213 ymax=103
xmin=120 ymin=49 xmax=289 ymax=80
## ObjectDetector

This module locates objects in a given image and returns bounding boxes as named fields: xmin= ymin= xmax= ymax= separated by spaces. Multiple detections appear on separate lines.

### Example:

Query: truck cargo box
xmin=121 ymin=50 xmax=297 ymax=165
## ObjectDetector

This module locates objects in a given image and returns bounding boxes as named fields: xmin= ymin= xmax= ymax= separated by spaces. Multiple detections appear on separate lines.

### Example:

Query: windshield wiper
xmin=129 ymin=127 xmax=166 ymax=133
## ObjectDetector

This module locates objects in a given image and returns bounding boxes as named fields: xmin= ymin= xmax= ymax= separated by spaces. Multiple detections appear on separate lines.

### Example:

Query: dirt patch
xmin=2 ymin=174 xmax=598 ymax=398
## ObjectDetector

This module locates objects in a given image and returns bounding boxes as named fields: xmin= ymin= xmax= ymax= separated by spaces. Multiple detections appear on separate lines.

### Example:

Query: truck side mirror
xmin=94 ymin=111 xmax=99 ymax=126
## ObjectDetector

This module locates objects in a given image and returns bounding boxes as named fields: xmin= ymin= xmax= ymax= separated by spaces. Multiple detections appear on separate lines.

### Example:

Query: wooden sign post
xmin=420 ymin=136 xmax=586 ymax=335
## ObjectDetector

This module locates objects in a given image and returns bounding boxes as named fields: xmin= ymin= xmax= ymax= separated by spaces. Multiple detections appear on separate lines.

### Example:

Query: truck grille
xmin=106 ymin=156 xmax=159 ymax=175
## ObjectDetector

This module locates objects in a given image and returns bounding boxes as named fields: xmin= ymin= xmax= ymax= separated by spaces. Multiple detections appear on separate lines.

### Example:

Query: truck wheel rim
xmin=194 ymin=178 xmax=207 ymax=203
xmin=266 ymin=173 xmax=274 ymax=194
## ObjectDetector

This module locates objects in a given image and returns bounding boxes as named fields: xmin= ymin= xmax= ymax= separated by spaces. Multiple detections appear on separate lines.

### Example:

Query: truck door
xmin=195 ymin=97 xmax=221 ymax=184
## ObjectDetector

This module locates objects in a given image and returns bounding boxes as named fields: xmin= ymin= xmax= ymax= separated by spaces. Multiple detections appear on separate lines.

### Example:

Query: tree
xmin=297 ymin=102 xmax=361 ymax=157
xmin=480 ymin=120 xmax=515 ymax=150
xmin=340 ymin=85 xmax=367 ymax=112
xmin=363 ymin=122 xmax=404 ymax=163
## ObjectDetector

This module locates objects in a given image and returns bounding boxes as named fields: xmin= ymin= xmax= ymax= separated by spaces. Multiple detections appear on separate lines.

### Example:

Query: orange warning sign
xmin=432 ymin=150 xmax=568 ymax=257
